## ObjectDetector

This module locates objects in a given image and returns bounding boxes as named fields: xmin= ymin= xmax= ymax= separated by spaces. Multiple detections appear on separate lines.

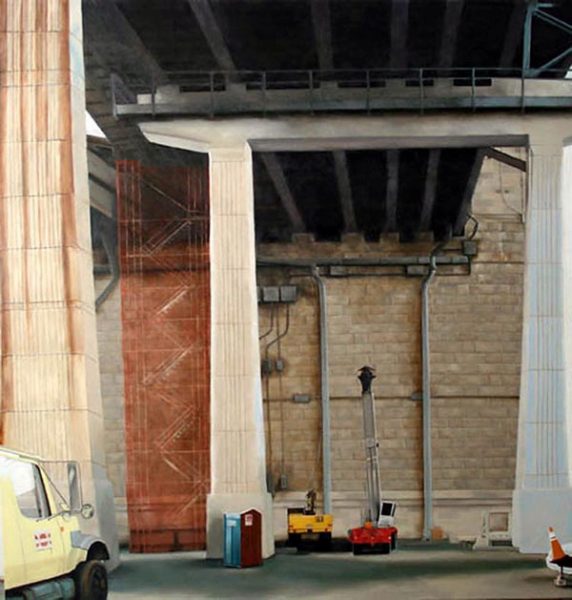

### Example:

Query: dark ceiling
xmin=253 ymin=147 xmax=485 ymax=243
xmin=84 ymin=1 xmax=551 ymax=242
xmin=111 ymin=0 xmax=572 ymax=74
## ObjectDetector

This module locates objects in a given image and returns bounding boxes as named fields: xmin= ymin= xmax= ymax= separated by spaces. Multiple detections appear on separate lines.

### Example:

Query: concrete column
xmin=207 ymin=146 xmax=274 ymax=559
xmin=0 ymin=1 xmax=118 ymax=565
xmin=0 ymin=503 xmax=3 ymax=599
xmin=512 ymin=142 xmax=572 ymax=553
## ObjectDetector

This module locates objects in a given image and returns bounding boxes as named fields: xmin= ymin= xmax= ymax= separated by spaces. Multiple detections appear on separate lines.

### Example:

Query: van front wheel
xmin=75 ymin=560 xmax=108 ymax=600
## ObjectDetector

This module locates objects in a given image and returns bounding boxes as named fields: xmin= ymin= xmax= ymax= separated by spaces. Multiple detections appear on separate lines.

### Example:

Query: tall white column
xmin=0 ymin=0 xmax=118 ymax=565
xmin=563 ymin=142 xmax=572 ymax=498
xmin=206 ymin=146 xmax=274 ymax=558
xmin=512 ymin=142 xmax=572 ymax=552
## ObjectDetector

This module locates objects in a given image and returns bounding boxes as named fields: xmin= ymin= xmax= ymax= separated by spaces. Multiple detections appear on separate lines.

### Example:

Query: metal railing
xmin=112 ymin=66 xmax=572 ymax=117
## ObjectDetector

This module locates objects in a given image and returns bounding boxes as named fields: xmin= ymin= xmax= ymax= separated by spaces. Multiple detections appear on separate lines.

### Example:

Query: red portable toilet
xmin=240 ymin=509 xmax=262 ymax=567
xmin=223 ymin=509 xmax=262 ymax=568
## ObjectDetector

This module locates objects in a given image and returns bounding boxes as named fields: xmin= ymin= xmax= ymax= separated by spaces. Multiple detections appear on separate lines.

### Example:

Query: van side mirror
xmin=81 ymin=504 xmax=95 ymax=520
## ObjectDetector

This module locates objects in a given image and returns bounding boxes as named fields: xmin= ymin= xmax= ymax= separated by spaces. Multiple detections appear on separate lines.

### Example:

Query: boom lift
xmin=348 ymin=366 xmax=398 ymax=555
xmin=1 ymin=446 xmax=110 ymax=599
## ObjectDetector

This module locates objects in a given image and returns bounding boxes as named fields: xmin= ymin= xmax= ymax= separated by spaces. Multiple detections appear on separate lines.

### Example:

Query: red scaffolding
xmin=117 ymin=161 xmax=210 ymax=552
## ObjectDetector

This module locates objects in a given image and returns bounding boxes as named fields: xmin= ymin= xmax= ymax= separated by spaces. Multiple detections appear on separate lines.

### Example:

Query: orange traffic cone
xmin=548 ymin=527 xmax=566 ymax=562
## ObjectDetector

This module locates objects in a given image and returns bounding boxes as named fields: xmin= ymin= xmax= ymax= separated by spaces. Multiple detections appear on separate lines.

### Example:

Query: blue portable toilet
xmin=223 ymin=513 xmax=241 ymax=567
xmin=223 ymin=509 xmax=263 ymax=568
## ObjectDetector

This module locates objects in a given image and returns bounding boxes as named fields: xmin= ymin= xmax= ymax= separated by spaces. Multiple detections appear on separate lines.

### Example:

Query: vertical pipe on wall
xmin=311 ymin=267 xmax=332 ymax=515
xmin=420 ymin=242 xmax=445 ymax=541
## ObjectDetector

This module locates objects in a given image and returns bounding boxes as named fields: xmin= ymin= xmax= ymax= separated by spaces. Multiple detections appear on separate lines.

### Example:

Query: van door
xmin=0 ymin=476 xmax=28 ymax=590
xmin=4 ymin=459 xmax=66 ymax=585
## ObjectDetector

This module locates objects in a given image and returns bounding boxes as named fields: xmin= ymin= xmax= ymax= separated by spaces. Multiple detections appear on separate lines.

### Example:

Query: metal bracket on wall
xmin=258 ymin=285 xmax=298 ymax=304
xmin=292 ymin=394 xmax=311 ymax=404
xmin=92 ymin=209 xmax=120 ymax=311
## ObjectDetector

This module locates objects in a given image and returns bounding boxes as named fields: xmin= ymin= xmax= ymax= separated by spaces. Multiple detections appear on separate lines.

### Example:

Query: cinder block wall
xmin=258 ymin=152 xmax=525 ymax=541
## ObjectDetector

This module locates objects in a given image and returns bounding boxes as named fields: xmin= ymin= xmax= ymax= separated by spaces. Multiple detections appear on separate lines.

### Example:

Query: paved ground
xmin=108 ymin=543 xmax=572 ymax=599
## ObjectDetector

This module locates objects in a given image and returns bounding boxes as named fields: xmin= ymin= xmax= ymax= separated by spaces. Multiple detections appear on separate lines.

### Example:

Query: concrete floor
xmin=108 ymin=544 xmax=572 ymax=600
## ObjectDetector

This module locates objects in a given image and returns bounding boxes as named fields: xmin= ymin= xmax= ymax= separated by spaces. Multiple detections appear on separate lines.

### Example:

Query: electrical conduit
xmin=420 ymin=242 xmax=446 ymax=541
xmin=311 ymin=267 xmax=332 ymax=515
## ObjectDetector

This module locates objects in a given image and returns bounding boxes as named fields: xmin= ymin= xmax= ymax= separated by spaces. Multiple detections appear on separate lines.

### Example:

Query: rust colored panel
xmin=117 ymin=161 xmax=210 ymax=552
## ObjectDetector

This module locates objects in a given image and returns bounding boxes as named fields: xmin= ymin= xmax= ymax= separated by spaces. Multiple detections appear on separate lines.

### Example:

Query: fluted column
xmin=512 ymin=142 xmax=572 ymax=552
xmin=206 ymin=146 xmax=274 ymax=558
xmin=0 ymin=0 xmax=118 ymax=565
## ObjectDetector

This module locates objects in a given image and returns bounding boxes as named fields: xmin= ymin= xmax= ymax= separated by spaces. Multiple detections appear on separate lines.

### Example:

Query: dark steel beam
xmin=454 ymin=149 xmax=486 ymax=234
xmin=187 ymin=0 xmax=236 ymax=71
xmin=260 ymin=154 xmax=306 ymax=233
xmin=84 ymin=0 xmax=167 ymax=85
xmin=311 ymin=1 xmax=359 ymax=234
xmin=88 ymin=149 xmax=116 ymax=190
xmin=535 ymin=46 xmax=572 ymax=74
xmin=522 ymin=4 xmax=572 ymax=74
xmin=83 ymin=2 xmax=187 ymax=161
xmin=390 ymin=0 xmax=410 ymax=70
xmin=89 ymin=177 xmax=115 ymax=219
xmin=500 ymin=1 xmax=527 ymax=69
xmin=420 ymin=150 xmax=441 ymax=231
xmin=84 ymin=52 xmax=151 ymax=160
xmin=333 ymin=151 xmax=357 ymax=232
xmin=438 ymin=0 xmax=465 ymax=69
xmin=310 ymin=0 xmax=334 ymax=70
xmin=535 ymin=9 xmax=572 ymax=36
xmin=385 ymin=150 xmax=399 ymax=232
xmin=522 ymin=1 xmax=534 ymax=73
xmin=251 ymin=135 xmax=529 ymax=153
xmin=484 ymin=148 xmax=527 ymax=172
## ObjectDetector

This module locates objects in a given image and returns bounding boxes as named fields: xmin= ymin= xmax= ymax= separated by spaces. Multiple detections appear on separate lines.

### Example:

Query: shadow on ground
xmin=108 ymin=544 xmax=561 ymax=599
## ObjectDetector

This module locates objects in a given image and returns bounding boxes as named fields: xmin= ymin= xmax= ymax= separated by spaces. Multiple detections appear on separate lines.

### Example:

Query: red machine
xmin=348 ymin=366 xmax=398 ymax=555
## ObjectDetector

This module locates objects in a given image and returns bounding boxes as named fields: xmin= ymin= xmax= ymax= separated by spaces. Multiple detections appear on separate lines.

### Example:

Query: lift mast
xmin=348 ymin=366 xmax=398 ymax=555
xmin=358 ymin=366 xmax=382 ymax=524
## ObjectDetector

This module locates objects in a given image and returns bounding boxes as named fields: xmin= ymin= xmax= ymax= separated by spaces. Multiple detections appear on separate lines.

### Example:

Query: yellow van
xmin=1 ymin=447 xmax=109 ymax=599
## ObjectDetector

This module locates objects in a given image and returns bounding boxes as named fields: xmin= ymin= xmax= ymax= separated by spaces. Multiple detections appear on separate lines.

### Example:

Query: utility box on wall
xmin=223 ymin=509 xmax=263 ymax=568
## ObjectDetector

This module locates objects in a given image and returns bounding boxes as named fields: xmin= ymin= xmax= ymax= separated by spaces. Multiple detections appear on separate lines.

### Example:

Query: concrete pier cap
xmin=139 ymin=113 xmax=572 ymax=555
